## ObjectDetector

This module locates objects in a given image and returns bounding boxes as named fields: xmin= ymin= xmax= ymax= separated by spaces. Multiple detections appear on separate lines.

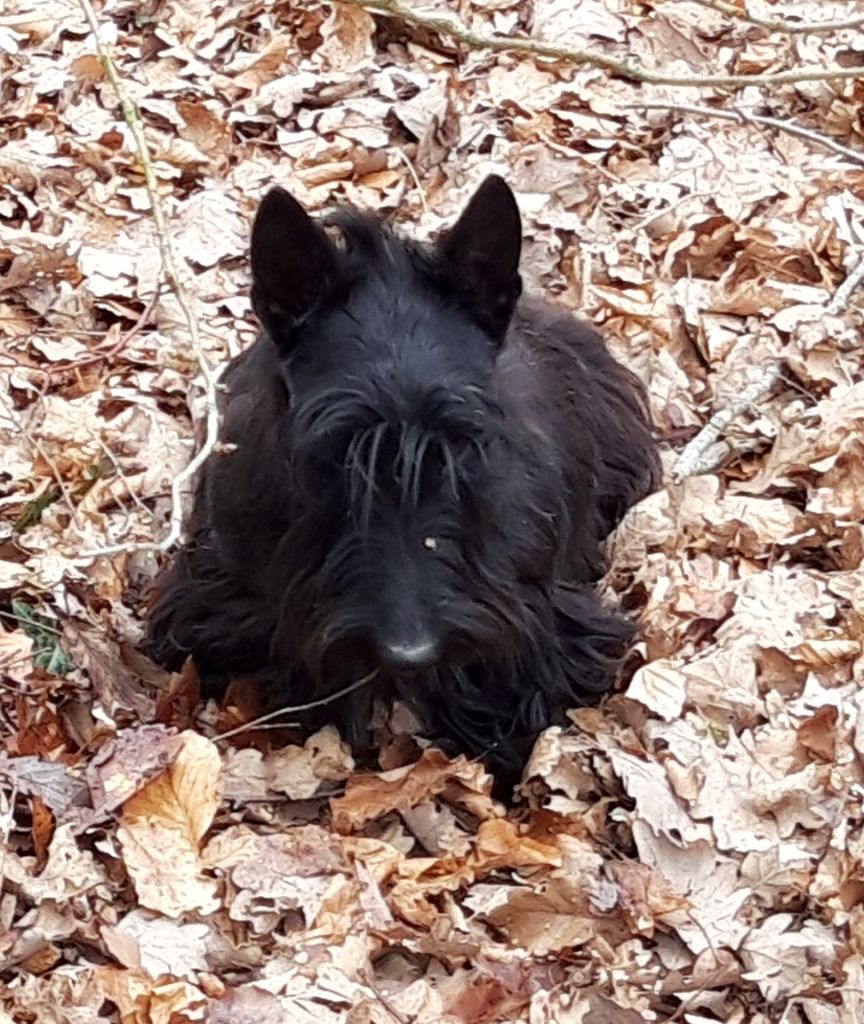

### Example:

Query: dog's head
xmin=248 ymin=178 xmax=556 ymax=684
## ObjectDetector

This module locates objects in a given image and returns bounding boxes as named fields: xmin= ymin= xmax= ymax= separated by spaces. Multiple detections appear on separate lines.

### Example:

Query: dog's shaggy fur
xmin=144 ymin=176 xmax=659 ymax=789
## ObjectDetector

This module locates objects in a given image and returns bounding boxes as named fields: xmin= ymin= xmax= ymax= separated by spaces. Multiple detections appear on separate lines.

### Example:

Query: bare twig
xmin=686 ymin=0 xmax=864 ymax=34
xmin=358 ymin=971 xmax=414 ymax=1024
xmin=77 ymin=0 xmax=220 ymax=557
xmin=0 ymin=610 xmax=62 ymax=635
xmin=827 ymin=251 xmax=864 ymax=314
xmin=672 ymin=363 xmax=781 ymax=481
xmin=213 ymin=670 xmax=380 ymax=743
xmin=0 ymin=779 xmax=19 ymax=889
xmin=0 ymin=389 xmax=84 ymax=532
xmin=630 ymin=101 xmax=864 ymax=168
xmin=96 ymin=437 xmax=154 ymax=519
xmin=52 ymin=288 xmax=161 ymax=375
xmin=336 ymin=0 xmax=864 ymax=87
xmin=394 ymin=148 xmax=429 ymax=215
xmin=673 ymin=250 xmax=864 ymax=480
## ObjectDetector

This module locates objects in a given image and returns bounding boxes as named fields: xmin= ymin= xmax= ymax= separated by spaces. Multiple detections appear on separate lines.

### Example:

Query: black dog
xmin=144 ymin=176 xmax=659 ymax=789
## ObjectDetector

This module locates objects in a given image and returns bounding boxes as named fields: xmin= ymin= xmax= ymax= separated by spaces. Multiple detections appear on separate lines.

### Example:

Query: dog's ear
xmin=437 ymin=175 xmax=522 ymax=341
xmin=250 ymin=187 xmax=335 ymax=344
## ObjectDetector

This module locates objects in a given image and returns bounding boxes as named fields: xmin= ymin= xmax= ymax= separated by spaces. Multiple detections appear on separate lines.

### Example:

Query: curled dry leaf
xmin=101 ymin=910 xmax=210 ymax=980
xmin=436 ymin=959 xmax=567 ymax=1024
xmin=609 ymin=860 xmax=690 ymax=936
xmin=62 ymin=622 xmax=156 ymax=720
xmin=520 ymin=726 xmax=601 ymax=800
xmin=0 ymin=630 xmax=34 ymax=684
xmin=11 ymin=823 xmax=107 ymax=903
xmin=266 ymin=725 xmax=355 ymax=799
xmin=208 ymin=987 xmax=291 ymax=1024
xmin=330 ymin=748 xmax=499 ymax=833
xmin=609 ymin=750 xmax=709 ymax=844
xmin=204 ymin=824 xmax=356 ymax=937
xmin=95 ymin=967 xmax=208 ymax=1024
xmin=0 ymin=753 xmax=88 ymax=817
xmin=117 ymin=731 xmax=221 ymax=917
xmin=221 ymin=726 xmax=355 ymax=802
xmin=386 ymin=817 xmax=563 ymax=927
xmin=401 ymin=798 xmax=474 ymax=857
xmin=472 ymin=817 xmax=562 ymax=871
xmin=88 ymin=724 xmax=185 ymax=817
xmin=740 ymin=914 xmax=838 ymax=1002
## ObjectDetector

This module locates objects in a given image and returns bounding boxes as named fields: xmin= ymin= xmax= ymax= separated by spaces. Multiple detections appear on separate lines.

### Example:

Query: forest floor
xmin=2 ymin=1 xmax=864 ymax=1021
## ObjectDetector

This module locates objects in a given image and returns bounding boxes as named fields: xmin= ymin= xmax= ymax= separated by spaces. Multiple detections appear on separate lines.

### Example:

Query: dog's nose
xmin=378 ymin=637 xmax=439 ymax=673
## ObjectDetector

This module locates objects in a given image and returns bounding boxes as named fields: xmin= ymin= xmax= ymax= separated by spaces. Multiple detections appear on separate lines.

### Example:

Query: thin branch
xmin=394 ymin=148 xmax=429 ymax=215
xmin=51 ymin=288 xmax=161 ymax=375
xmin=96 ymin=438 xmax=154 ymax=519
xmin=687 ymin=0 xmax=864 ymax=34
xmin=0 ymin=779 xmax=19 ymax=890
xmin=827 ymin=250 xmax=864 ymax=314
xmin=673 ymin=250 xmax=864 ymax=480
xmin=213 ymin=670 xmax=379 ymax=743
xmin=0 ymin=389 xmax=83 ymax=532
xmin=77 ymin=0 xmax=220 ymax=557
xmin=0 ymin=609 xmax=62 ymax=635
xmin=672 ymin=363 xmax=781 ymax=481
xmin=358 ymin=971 xmax=414 ymax=1024
xmin=629 ymin=101 xmax=864 ymax=168
xmin=28 ymin=429 xmax=84 ymax=532
xmin=335 ymin=0 xmax=864 ymax=87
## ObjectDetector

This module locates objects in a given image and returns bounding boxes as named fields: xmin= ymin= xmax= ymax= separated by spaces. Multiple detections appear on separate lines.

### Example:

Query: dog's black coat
xmin=144 ymin=176 xmax=659 ymax=790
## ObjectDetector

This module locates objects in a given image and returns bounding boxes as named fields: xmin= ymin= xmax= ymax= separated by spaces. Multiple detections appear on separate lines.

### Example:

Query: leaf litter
xmin=2 ymin=0 xmax=864 ymax=1021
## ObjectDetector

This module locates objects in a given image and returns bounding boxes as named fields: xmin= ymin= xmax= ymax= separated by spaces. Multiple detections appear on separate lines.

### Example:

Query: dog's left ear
xmin=437 ymin=175 xmax=522 ymax=341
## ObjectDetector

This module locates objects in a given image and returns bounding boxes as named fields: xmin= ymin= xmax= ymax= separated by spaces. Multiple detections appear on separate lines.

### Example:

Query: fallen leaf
xmin=331 ymin=748 xmax=498 ymax=833
xmin=102 ymin=910 xmax=210 ymax=980
xmin=118 ymin=731 xmax=221 ymax=917
xmin=88 ymin=725 xmax=185 ymax=816
xmin=0 ymin=753 xmax=88 ymax=817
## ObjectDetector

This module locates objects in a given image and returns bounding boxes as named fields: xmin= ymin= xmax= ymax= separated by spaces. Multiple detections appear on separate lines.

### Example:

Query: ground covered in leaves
xmin=2 ymin=0 xmax=864 ymax=1021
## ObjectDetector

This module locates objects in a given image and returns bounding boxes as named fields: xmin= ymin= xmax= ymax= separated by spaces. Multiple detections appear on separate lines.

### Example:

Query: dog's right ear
xmin=250 ymin=187 xmax=335 ymax=345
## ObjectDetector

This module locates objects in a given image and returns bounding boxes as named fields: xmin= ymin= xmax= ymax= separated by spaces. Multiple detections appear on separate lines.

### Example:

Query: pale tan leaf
xmin=117 ymin=732 xmax=221 ymax=917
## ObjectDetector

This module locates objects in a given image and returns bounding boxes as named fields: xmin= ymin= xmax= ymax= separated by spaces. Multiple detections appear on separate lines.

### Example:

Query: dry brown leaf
xmin=485 ymin=885 xmax=611 ymax=956
xmin=0 ymin=630 xmax=34 ymax=683
xmin=436 ymin=960 xmax=565 ymax=1024
xmin=609 ymin=750 xmax=707 ymax=844
xmin=740 ymin=914 xmax=838 ymax=1001
xmin=266 ymin=726 xmax=355 ymax=798
xmin=0 ymin=753 xmax=87 ymax=817
xmin=204 ymin=824 xmax=355 ymax=936
xmin=472 ymin=817 xmax=562 ymax=871
xmin=96 ymin=967 xmax=208 ymax=1024
xmin=117 ymin=731 xmax=221 ymax=917
xmin=88 ymin=725 xmax=185 ymax=816
xmin=101 ymin=910 xmax=210 ymax=979
xmin=797 ymin=704 xmax=839 ymax=761
xmin=62 ymin=622 xmax=155 ymax=719
xmin=330 ymin=748 xmax=498 ymax=833
xmin=609 ymin=860 xmax=690 ymax=936
xmin=14 ymin=823 xmax=107 ymax=902
xmin=626 ymin=661 xmax=686 ymax=721
xmin=209 ymin=987 xmax=291 ymax=1024
xmin=174 ymin=189 xmax=247 ymax=269
xmin=318 ymin=5 xmax=375 ymax=70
